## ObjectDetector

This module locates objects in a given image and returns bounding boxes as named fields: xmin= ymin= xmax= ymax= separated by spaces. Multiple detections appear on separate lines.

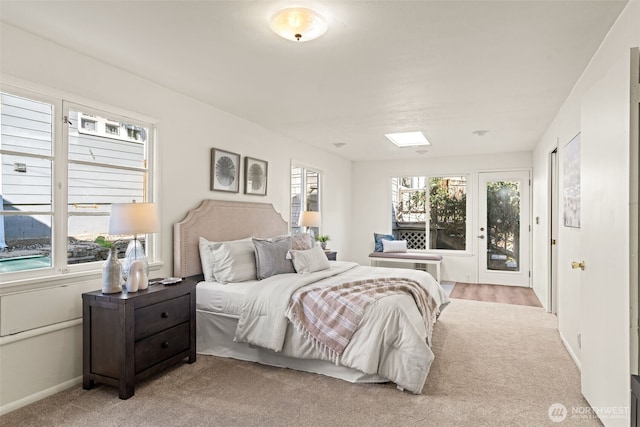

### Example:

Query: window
xmin=391 ymin=175 xmax=468 ymax=251
xmin=291 ymin=165 xmax=321 ymax=235
xmin=0 ymin=88 xmax=156 ymax=280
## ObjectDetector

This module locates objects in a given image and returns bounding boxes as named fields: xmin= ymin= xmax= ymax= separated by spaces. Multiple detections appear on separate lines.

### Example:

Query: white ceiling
xmin=0 ymin=0 xmax=629 ymax=161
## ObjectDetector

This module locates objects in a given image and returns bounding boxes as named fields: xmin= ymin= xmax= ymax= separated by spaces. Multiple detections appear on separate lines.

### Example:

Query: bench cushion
xmin=368 ymin=252 xmax=443 ymax=262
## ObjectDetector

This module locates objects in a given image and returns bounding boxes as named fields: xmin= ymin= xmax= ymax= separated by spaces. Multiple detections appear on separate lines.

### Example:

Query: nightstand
xmin=82 ymin=278 xmax=197 ymax=399
xmin=325 ymin=251 xmax=337 ymax=261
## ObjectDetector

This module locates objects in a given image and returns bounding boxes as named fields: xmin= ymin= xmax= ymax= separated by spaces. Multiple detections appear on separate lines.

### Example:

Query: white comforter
xmin=235 ymin=261 xmax=450 ymax=393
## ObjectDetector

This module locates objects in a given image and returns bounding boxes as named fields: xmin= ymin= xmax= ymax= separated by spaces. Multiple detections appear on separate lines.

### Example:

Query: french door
xmin=478 ymin=171 xmax=531 ymax=286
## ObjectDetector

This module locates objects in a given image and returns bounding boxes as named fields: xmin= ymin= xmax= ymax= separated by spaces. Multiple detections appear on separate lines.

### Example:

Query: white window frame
xmin=391 ymin=173 xmax=472 ymax=254
xmin=290 ymin=161 xmax=323 ymax=233
xmin=0 ymin=83 xmax=158 ymax=290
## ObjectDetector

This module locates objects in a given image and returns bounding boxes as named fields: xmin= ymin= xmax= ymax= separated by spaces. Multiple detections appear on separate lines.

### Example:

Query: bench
xmin=368 ymin=251 xmax=443 ymax=282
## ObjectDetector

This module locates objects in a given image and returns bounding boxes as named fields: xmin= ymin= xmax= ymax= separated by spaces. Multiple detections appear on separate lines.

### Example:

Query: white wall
xmin=350 ymin=152 xmax=531 ymax=282
xmin=0 ymin=24 xmax=352 ymax=413
xmin=531 ymin=1 xmax=640 ymax=425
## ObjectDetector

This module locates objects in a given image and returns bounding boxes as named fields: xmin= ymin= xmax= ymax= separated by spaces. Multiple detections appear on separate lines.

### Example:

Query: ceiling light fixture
xmin=333 ymin=142 xmax=346 ymax=148
xmin=472 ymin=130 xmax=490 ymax=136
xmin=384 ymin=131 xmax=431 ymax=148
xmin=269 ymin=7 xmax=328 ymax=42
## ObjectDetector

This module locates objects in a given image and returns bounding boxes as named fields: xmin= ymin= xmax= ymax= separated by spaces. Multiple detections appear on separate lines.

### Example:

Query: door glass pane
xmin=486 ymin=181 xmax=521 ymax=271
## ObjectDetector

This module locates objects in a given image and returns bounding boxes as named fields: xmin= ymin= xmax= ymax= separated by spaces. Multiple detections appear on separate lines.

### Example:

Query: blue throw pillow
xmin=374 ymin=233 xmax=395 ymax=252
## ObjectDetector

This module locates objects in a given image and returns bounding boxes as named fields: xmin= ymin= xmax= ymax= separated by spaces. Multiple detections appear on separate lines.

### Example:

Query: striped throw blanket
xmin=285 ymin=277 xmax=438 ymax=363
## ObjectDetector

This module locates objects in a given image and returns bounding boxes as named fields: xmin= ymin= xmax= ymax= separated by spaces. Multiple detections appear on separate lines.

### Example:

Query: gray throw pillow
xmin=253 ymin=237 xmax=295 ymax=280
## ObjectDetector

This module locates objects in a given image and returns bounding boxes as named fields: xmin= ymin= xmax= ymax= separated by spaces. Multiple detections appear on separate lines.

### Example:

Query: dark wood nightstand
xmin=82 ymin=278 xmax=197 ymax=399
xmin=324 ymin=251 xmax=337 ymax=261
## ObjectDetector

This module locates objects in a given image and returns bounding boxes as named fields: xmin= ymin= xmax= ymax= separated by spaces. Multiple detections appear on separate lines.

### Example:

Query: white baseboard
xmin=0 ymin=376 xmax=81 ymax=416
xmin=559 ymin=331 xmax=581 ymax=371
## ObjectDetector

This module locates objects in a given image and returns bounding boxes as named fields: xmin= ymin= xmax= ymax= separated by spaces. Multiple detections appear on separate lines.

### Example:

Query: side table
xmin=82 ymin=278 xmax=197 ymax=399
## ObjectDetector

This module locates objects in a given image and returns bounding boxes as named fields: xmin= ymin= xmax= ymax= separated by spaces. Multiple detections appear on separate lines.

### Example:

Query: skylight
xmin=384 ymin=131 xmax=431 ymax=147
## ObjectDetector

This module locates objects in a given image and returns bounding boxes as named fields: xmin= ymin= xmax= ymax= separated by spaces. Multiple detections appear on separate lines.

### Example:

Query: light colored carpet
xmin=1 ymin=299 xmax=599 ymax=426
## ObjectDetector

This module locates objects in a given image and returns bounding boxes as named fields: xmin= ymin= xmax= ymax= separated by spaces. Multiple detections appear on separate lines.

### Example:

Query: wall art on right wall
xmin=563 ymin=133 xmax=581 ymax=228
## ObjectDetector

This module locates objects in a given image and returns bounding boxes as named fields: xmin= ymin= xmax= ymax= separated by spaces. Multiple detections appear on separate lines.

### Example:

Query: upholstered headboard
xmin=173 ymin=200 xmax=288 ymax=278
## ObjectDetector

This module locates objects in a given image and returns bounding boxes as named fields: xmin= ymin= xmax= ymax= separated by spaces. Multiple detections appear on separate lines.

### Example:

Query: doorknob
xmin=571 ymin=261 xmax=585 ymax=270
xmin=478 ymin=235 xmax=485 ymax=239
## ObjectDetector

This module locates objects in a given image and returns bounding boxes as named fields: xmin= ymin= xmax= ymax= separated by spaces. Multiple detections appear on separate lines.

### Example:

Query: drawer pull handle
xmin=161 ymin=312 xmax=169 ymax=318
xmin=161 ymin=341 xmax=169 ymax=349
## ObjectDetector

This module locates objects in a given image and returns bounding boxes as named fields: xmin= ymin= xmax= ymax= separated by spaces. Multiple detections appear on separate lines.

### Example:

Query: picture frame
xmin=563 ymin=133 xmax=581 ymax=228
xmin=211 ymin=148 xmax=240 ymax=193
xmin=244 ymin=157 xmax=268 ymax=196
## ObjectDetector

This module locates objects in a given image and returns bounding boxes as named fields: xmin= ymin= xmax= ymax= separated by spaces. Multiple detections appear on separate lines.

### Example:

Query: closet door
xmin=579 ymin=48 xmax=637 ymax=425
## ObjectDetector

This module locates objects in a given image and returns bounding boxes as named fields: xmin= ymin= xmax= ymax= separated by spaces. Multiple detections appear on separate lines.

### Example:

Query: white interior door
xmin=478 ymin=171 xmax=531 ymax=286
xmin=579 ymin=49 xmax=635 ymax=425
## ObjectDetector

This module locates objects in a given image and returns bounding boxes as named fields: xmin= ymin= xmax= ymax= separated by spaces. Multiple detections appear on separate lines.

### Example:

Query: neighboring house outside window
xmin=391 ymin=175 xmax=468 ymax=251
xmin=0 ymin=88 xmax=156 ymax=282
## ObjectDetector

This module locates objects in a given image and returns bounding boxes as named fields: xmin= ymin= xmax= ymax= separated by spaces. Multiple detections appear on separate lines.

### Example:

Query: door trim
xmin=549 ymin=147 xmax=559 ymax=314
xmin=477 ymin=170 xmax=531 ymax=287
xmin=630 ymin=46 xmax=639 ymax=375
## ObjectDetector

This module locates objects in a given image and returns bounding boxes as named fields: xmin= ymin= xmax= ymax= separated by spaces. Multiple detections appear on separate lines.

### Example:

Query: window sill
xmin=0 ymin=261 xmax=164 ymax=296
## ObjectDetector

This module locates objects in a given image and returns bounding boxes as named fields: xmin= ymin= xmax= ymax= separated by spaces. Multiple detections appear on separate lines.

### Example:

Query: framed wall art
xmin=563 ymin=133 xmax=581 ymax=228
xmin=211 ymin=148 xmax=240 ymax=193
xmin=244 ymin=157 xmax=268 ymax=196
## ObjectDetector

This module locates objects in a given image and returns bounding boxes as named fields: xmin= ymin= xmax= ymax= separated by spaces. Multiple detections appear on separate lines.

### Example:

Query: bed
xmin=173 ymin=200 xmax=450 ymax=393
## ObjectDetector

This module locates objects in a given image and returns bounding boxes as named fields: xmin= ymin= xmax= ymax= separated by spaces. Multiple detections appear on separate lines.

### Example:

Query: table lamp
xmin=299 ymin=211 xmax=321 ymax=240
xmin=109 ymin=202 xmax=159 ymax=292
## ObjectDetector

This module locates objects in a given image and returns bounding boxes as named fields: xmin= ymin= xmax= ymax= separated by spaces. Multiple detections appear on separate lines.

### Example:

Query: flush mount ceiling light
xmin=384 ymin=131 xmax=431 ymax=148
xmin=269 ymin=7 xmax=328 ymax=42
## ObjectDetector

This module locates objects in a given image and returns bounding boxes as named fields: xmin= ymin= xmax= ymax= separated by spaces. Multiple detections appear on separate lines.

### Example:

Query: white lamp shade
xmin=109 ymin=203 xmax=159 ymax=235
xmin=269 ymin=7 xmax=328 ymax=42
xmin=299 ymin=211 xmax=321 ymax=228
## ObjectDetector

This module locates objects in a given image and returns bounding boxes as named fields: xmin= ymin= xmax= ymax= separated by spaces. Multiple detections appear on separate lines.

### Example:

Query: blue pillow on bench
xmin=374 ymin=233 xmax=395 ymax=252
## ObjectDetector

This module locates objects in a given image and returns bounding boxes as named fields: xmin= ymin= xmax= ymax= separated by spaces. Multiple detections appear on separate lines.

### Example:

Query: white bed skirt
xmin=196 ymin=309 xmax=387 ymax=384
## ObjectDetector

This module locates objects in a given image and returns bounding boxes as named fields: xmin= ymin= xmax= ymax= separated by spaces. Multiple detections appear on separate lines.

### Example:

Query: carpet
xmin=0 ymin=299 xmax=597 ymax=426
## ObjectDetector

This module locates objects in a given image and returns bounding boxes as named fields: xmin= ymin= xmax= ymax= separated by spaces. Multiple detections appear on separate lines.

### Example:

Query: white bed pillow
xmin=290 ymin=245 xmax=330 ymax=274
xmin=199 ymin=237 xmax=257 ymax=283
xmin=382 ymin=239 xmax=408 ymax=253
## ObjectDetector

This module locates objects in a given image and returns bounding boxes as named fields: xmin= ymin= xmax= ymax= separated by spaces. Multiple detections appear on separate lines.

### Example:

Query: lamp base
xmin=125 ymin=259 xmax=148 ymax=292
xmin=122 ymin=239 xmax=149 ymax=281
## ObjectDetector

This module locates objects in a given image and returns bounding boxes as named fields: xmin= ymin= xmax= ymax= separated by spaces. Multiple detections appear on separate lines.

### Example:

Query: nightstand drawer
xmin=135 ymin=322 xmax=190 ymax=373
xmin=135 ymin=294 xmax=190 ymax=340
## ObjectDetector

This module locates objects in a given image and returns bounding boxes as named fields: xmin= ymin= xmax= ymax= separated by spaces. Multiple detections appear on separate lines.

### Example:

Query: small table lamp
xmin=299 ymin=211 xmax=321 ymax=240
xmin=109 ymin=202 xmax=159 ymax=292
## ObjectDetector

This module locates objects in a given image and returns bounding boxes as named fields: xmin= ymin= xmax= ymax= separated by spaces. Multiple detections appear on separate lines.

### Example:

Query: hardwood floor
xmin=450 ymin=283 xmax=542 ymax=307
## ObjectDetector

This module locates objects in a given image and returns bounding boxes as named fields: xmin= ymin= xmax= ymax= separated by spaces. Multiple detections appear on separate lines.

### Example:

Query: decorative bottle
xmin=102 ymin=246 xmax=123 ymax=294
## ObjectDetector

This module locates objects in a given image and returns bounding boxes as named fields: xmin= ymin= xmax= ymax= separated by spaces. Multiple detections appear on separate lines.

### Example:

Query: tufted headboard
xmin=173 ymin=200 xmax=288 ymax=278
